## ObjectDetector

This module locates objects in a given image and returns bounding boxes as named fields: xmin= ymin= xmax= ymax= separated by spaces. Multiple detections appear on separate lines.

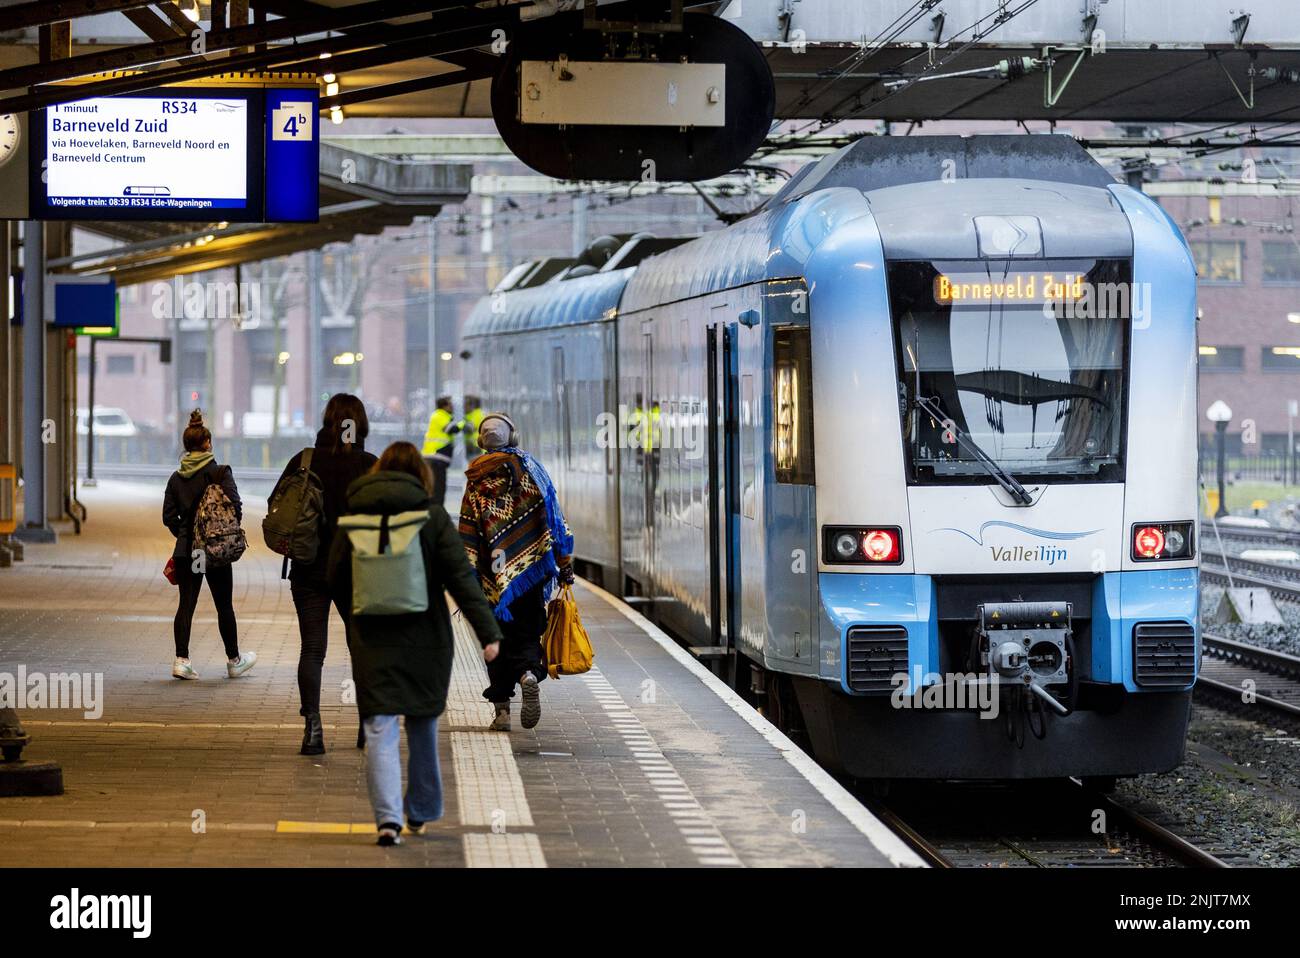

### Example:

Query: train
xmin=461 ymin=135 xmax=1200 ymax=781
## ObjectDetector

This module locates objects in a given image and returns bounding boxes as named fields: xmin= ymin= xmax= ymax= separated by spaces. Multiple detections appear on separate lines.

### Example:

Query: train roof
xmin=467 ymin=136 xmax=1142 ymax=329
xmin=772 ymin=134 xmax=1116 ymax=202
xmin=462 ymin=265 xmax=633 ymax=338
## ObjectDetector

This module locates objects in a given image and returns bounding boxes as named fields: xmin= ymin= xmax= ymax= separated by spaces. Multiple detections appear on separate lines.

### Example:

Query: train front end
xmin=795 ymin=171 xmax=1199 ymax=780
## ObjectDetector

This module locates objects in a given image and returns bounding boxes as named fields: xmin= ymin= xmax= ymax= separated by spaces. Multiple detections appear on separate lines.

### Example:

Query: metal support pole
xmin=1289 ymin=400 xmax=1296 ymax=487
xmin=572 ymin=192 xmax=587 ymax=256
xmin=85 ymin=337 xmax=97 ymax=485
xmin=427 ymin=216 xmax=437 ymax=407
xmin=0 ymin=221 xmax=11 ymax=466
xmin=0 ymin=223 xmax=11 ymax=566
xmin=308 ymin=249 xmax=322 ymax=410
xmin=18 ymin=221 xmax=53 ymax=542
xmin=1215 ymin=419 xmax=1229 ymax=518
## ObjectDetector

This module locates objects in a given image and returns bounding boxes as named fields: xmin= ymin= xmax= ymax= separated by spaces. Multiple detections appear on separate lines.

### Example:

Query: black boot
xmin=301 ymin=713 xmax=325 ymax=755
xmin=356 ymin=719 xmax=365 ymax=749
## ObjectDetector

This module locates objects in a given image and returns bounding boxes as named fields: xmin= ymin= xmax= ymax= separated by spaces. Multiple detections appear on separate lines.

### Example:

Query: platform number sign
xmin=271 ymin=102 xmax=313 ymax=142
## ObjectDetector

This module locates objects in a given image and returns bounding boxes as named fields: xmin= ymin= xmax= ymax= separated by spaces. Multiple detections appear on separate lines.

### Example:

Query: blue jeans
xmin=363 ymin=715 xmax=443 ymax=828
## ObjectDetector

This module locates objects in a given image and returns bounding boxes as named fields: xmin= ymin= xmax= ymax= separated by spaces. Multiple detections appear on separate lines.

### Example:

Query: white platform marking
xmin=579 ymin=581 xmax=926 ymax=868
xmin=582 ymin=668 xmax=742 ymax=867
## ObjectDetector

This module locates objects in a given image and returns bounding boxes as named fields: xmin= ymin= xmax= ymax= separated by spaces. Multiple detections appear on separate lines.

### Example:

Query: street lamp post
xmin=1207 ymin=400 xmax=1233 ymax=518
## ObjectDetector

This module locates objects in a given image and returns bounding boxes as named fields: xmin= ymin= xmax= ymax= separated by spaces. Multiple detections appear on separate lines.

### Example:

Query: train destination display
xmin=44 ymin=96 xmax=250 ymax=213
xmin=28 ymin=85 xmax=318 ymax=223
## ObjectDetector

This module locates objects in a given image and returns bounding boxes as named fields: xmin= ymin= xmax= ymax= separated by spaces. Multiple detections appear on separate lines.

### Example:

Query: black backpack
xmin=262 ymin=449 xmax=324 ymax=577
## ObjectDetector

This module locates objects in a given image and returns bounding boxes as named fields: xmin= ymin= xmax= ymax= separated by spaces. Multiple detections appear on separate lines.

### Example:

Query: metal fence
xmin=1198 ymin=451 xmax=1297 ymax=485
xmin=79 ymin=422 xmax=422 ymax=474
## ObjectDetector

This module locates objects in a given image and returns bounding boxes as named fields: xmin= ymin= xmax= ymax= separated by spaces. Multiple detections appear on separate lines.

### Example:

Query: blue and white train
xmin=462 ymin=136 xmax=1199 ymax=781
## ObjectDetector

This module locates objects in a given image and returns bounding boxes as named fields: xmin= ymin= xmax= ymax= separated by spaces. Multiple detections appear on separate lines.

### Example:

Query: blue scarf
xmin=489 ymin=446 xmax=573 ymax=620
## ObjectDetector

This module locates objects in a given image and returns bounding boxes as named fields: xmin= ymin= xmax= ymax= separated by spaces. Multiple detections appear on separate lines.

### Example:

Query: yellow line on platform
xmin=0 ymin=819 xmax=369 ymax=834
xmin=275 ymin=821 xmax=378 ymax=835
xmin=21 ymin=720 xmax=342 ymax=730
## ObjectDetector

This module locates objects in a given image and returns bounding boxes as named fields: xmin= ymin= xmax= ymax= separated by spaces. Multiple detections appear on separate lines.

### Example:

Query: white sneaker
xmin=226 ymin=651 xmax=257 ymax=678
xmin=172 ymin=657 xmax=200 ymax=680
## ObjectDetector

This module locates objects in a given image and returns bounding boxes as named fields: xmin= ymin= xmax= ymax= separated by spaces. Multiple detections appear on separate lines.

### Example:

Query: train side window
xmin=693 ymin=401 xmax=705 ymax=528
xmin=773 ymin=327 xmax=814 ymax=485
xmin=551 ymin=346 xmax=571 ymax=467
xmin=742 ymin=374 xmax=757 ymax=520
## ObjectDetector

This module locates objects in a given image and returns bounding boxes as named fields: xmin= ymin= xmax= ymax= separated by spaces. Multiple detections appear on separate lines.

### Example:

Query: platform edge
xmin=578 ymin=581 xmax=927 ymax=868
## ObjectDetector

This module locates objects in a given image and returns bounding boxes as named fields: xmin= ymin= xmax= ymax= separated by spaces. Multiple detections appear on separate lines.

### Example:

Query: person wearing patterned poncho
xmin=458 ymin=413 xmax=574 ymax=732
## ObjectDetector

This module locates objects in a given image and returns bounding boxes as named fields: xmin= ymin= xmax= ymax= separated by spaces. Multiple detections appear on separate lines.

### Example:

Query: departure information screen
xmin=28 ymin=84 xmax=319 ymax=224
xmin=43 ymin=95 xmax=252 ymax=214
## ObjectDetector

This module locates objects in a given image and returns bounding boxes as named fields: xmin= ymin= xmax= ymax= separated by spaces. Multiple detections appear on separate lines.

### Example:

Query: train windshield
xmin=890 ymin=258 xmax=1129 ymax=484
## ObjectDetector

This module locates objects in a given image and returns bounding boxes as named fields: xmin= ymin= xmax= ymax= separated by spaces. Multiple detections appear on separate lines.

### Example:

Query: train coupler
xmin=975 ymin=601 xmax=1074 ymax=716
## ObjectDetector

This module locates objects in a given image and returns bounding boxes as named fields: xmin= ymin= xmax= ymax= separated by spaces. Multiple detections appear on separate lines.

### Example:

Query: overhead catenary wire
xmin=764 ymin=0 xmax=1046 ymax=157
xmin=786 ymin=0 xmax=941 ymax=116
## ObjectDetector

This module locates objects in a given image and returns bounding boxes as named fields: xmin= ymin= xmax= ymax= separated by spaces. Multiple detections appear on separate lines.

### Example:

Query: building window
xmin=1198 ymin=345 xmax=1243 ymax=371
xmin=1262 ymin=241 xmax=1300 ymax=284
xmin=1189 ymin=240 xmax=1243 ymax=283
xmin=1261 ymin=346 xmax=1300 ymax=370
xmin=106 ymin=355 xmax=135 ymax=375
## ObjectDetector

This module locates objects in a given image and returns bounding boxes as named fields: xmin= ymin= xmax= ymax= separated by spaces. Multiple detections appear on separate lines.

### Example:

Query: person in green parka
xmin=327 ymin=441 xmax=503 ymax=847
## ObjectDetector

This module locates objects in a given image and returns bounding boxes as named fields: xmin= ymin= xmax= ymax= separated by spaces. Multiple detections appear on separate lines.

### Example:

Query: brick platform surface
xmin=0 ymin=480 xmax=912 ymax=868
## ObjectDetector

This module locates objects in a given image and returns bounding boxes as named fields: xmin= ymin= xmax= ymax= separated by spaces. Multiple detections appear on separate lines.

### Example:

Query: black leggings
xmin=174 ymin=563 xmax=239 ymax=660
xmin=291 ymin=582 xmax=348 ymax=717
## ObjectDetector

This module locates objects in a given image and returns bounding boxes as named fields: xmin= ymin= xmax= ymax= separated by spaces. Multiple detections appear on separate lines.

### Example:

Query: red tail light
xmin=862 ymin=529 xmax=901 ymax=563
xmin=1134 ymin=525 xmax=1166 ymax=559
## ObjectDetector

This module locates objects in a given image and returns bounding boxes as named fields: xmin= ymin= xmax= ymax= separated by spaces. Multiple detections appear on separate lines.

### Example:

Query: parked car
xmin=76 ymin=407 xmax=139 ymax=437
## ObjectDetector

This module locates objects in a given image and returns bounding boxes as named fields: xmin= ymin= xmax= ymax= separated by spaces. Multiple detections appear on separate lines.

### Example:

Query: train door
xmin=640 ymin=328 xmax=656 ymax=591
xmin=706 ymin=321 xmax=741 ymax=683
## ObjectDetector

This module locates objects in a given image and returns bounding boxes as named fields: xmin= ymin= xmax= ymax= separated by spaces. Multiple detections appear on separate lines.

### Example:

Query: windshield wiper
xmin=913 ymin=395 xmax=1033 ymax=505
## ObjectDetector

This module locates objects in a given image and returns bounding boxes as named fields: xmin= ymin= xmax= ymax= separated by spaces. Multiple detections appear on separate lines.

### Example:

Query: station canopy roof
xmin=2 ymin=1 xmax=1299 ymax=283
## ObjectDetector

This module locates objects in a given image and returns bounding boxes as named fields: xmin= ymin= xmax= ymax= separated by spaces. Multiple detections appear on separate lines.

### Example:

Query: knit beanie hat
xmin=479 ymin=414 xmax=514 ymax=451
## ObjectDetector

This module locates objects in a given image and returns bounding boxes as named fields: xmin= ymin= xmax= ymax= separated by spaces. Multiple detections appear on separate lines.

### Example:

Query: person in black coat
xmin=327 ymin=442 xmax=503 ymax=846
xmin=162 ymin=409 xmax=257 ymax=681
xmin=271 ymin=393 xmax=378 ymax=755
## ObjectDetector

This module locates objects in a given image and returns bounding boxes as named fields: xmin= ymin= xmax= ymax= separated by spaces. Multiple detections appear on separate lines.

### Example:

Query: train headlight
xmin=832 ymin=532 xmax=860 ymax=560
xmin=823 ymin=526 xmax=904 ymax=565
xmin=1131 ymin=521 xmax=1195 ymax=561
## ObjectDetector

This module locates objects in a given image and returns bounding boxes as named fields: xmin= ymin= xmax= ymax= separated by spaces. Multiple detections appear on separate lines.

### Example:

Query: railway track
xmin=1206 ymin=524 xmax=1300 ymax=551
xmin=1200 ymin=551 xmax=1300 ymax=603
xmin=1198 ymin=633 xmax=1300 ymax=719
xmin=866 ymin=779 xmax=1229 ymax=868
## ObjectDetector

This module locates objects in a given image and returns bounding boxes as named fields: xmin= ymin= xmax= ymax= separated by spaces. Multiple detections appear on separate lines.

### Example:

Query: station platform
xmin=0 ymin=481 xmax=918 ymax=868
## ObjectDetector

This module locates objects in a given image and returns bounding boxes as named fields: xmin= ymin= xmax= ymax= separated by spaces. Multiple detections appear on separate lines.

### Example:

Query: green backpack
xmin=337 ymin=510 xmax=431 ymax=616
xmin=262 ymin=448 xmax=324 ymax=578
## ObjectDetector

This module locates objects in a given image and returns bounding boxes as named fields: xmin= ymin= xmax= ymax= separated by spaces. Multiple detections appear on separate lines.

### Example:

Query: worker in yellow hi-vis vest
xmin=422 ymin=395 xmax=461 ymax=507
xmin=626 ymin=394 xmax=662 ymax=509
xmin=461 ymin=395 xmax=486 ymax=464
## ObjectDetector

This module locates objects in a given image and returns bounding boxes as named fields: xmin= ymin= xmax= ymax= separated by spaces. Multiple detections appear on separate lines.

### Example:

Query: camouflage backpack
xmin=193 ymin=472 xmax=247 ymax=567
